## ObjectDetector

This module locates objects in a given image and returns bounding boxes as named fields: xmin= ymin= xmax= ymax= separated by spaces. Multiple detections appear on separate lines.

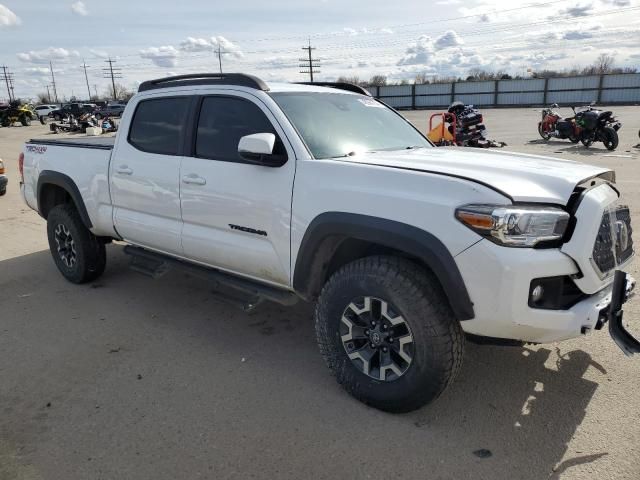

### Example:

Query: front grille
xmin=592 ymin=206 xmax=634 ymax=275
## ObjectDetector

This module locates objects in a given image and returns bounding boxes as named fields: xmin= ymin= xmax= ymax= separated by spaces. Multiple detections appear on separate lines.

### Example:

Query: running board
xmin=123 ymin=246 xmax=298 ymax=308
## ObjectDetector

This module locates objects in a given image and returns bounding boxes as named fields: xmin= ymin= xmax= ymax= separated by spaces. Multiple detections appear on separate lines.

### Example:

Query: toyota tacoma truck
xmin=19 ymin=74 xmax=638 ymax=412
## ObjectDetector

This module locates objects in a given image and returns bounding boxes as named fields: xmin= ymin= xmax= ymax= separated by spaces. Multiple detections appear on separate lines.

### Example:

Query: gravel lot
xmin=1 ymin=107 xmax=639 ymax=480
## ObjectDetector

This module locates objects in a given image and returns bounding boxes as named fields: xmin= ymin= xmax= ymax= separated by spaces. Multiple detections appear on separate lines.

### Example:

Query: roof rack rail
xmin=138 ymin=73 xmax=269 ymax=92
xmin=295 ymin=82 xmax=371 ymax=96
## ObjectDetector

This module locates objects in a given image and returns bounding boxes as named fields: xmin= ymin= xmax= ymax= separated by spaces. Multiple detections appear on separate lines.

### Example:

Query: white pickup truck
xmin=19 ymin=74 xmax=638 ymax=412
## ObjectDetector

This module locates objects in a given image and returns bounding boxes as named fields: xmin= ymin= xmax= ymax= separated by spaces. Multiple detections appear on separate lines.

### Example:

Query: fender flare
xmin=37 ymin=170 xmax=93 ymax=228
xmin=293 ymin=212 xmax=474 ymax=320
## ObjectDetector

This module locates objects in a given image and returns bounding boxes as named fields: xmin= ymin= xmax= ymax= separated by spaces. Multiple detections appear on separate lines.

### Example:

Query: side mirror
xmin=238 ymin=133 xmax=287 ymax=167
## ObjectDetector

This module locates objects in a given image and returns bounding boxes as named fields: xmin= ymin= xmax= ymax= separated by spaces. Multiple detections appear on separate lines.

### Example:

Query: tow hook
xmin=608 ymin=271 xmax=639 ymax=356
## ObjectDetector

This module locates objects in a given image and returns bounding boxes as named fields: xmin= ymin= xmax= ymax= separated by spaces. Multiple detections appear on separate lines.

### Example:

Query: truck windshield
xmin=270 ymin=92 xmax=431 ymax=159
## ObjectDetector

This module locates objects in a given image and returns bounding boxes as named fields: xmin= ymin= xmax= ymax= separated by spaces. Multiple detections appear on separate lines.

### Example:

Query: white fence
xmin=366 ymin=73 xmax=640 ymax=109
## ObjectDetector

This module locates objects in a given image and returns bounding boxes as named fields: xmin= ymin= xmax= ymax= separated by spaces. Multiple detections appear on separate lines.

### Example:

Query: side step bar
xmin=123 ymin=245 xmax=299 ymax=309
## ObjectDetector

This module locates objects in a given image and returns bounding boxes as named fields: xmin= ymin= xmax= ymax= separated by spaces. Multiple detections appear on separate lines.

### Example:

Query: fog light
xmin=531 ymin=285 xmax=544 ymax=303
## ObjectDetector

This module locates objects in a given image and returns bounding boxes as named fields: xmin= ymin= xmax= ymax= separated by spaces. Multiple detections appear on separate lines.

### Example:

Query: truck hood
xmin=338 ymin=147 xmax=612 ymax=205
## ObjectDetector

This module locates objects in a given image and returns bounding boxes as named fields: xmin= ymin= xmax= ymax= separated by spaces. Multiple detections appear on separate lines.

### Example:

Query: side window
xmin=195 ymin=96 xmax=286 ymax=162
xmin=128 ymin=97 xmax=190 ymax=155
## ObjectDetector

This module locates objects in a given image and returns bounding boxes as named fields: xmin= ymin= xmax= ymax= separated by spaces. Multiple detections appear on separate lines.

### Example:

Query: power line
xmin=49 ymin=61 xmax=59 ymax=103
xmin=103 ymin=58 xmax=123 ymax=100
xmin=299 ymin=38 xmax=320 ymax=82
xmin=1 ymin=65 xmax=15 ymax=102
xmin=216 ymin=44 xmax=225 ymax=73
xmin=82 ymin=59 xmax=92 ymax=100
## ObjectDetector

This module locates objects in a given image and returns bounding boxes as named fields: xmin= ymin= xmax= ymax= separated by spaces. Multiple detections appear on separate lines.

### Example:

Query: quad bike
xmin=0 ymin=101 xmax=35 ymax=127
xmin=428 ymin=102 xmax=506 ymax=148
xmin=538 ymin=103 xmax=580 ymax=143
xmin=573 ymin=105 xmax=621 ymax=150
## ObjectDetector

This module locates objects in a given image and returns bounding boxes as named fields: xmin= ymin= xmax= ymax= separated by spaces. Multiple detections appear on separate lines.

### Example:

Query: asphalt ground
xmin=1 ymin=107 xmax=639 ymax=480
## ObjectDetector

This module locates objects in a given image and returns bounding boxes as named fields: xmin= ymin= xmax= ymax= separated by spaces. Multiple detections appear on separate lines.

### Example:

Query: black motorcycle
xmin=573 ymin=105 xmax=621 ymax=150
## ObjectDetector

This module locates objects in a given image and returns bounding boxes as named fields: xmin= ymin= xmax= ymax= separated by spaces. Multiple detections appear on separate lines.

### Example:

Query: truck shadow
xmin=0 ymin=246 xmax=609 ymax=480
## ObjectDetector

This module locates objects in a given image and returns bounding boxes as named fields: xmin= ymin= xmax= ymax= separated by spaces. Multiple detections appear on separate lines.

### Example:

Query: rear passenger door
xmin=179 ymin=93 xmax=296 ymax=286
xmin=110 ymin=95 xmax=192 ymax=255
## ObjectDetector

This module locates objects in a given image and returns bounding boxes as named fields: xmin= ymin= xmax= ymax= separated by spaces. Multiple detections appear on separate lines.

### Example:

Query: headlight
xmin=455 ymin=204 xmax=570 ymax=247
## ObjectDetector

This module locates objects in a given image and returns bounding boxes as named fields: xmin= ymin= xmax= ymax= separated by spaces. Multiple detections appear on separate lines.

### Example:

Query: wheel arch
xmin=37 ymin=170 xmax=93 ymax=229
xmin=293 ymin=212 xmax=474 ymax=321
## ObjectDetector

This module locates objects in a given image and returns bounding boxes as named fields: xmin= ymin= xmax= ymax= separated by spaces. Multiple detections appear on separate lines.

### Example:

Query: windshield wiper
xmin=328 ymin=151 xmax=358 ymax=159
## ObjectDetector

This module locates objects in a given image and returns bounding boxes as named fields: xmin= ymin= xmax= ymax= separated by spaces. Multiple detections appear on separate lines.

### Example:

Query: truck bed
xmin=27 ymin=135 xmax=115 ymax=150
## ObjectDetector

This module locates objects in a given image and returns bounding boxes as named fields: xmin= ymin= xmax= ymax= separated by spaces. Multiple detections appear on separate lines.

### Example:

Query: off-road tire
xmin=46 ymin=204 xmax=106 ymax=284
xmin=315 ymin=256 xmax=464 ymax=413
xmin=602 ymin=126 xmax=618 ymax=151
xmin=0 ymin=186 xmax=6 ymax=196
xmin=20 ymin=115 xmax=31 ymax=126
xmin=95 ymin=113 xmax=102 ymax=120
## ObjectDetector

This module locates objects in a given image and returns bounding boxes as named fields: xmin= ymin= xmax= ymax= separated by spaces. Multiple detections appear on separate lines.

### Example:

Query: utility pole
xmin=82 ymin=59 xmax=92 ymax=100
xmin=93 ymin=84 xmax=98 ymax=99
xmin=46 ymin=84 xmax=52 ymax=103
xmin=1 ymin=65 xmax=14 ymax=102
xmin=49 ymin=61 xmax=59 ymax=103
xmin=103 ymin=58 xmax=122 ymax=100
xmin=299 ymin=38 xmax=320 ymax=82
xmin=216 ymin=44 xmax=224 ymax=74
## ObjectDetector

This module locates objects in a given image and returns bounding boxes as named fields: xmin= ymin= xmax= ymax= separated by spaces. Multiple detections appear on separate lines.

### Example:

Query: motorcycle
xmin=573 ymin=105 xmax=621 ymax=150
xmin=538 ymin=103 xmax=580 ymax=143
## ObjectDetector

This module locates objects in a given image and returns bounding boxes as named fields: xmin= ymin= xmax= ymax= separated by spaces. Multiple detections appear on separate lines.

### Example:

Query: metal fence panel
xmin=601 ymin=88 xmax=640 ymax=103
xmin=383 ymin=96 xmax=413 ymax=108
xmin=548 ymin=75 xmax=600 ymax=90
xmin=547 ymin=90 xmax=598 ymax=104
xmin=497 ymin=91 xmax=545 ymax=105
xmin=602 ymin=73 xmax=640 ymax=88
xmin=498 ymin=78 xmax=545 ymax=92
xmin=414 ymin=94 xmax=452 ymax=107
xmin=415 ymin=83 xmax=451 ymax=95
xmin=454 ymin=93 xmax=495 ymax=105
xmin=379 ymin=85 xmax=411 ymax=96
xmin=455 ymin=81 xmax=494 ymax=93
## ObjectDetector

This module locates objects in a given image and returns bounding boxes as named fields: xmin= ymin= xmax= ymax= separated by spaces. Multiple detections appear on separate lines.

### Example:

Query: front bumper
xmin=455 ymin=239 xmax=636 ymax=345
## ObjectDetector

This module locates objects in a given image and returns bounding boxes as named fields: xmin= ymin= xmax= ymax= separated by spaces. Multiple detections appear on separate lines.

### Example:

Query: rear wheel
xmin=0 ymin=186 xmax=6 ymax=196
xmin=20 ymin=115 xmax=31 ymax=126
xmin=581 ymin=132 xmax=594 ymax=148
xmin=46 ymin=204 xmax=106 ymax=284
xmin=602 ymin=126 xmax=618 ymax=151
xmin=569 ymin=133 xmax=580 ymax=143
xmin=315 ymin=256 xmax=464 ymax=413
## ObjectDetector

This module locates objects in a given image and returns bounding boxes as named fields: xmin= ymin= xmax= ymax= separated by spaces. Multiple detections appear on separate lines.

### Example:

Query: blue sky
xmin=1 ymin=0 xmax=639 ymax=100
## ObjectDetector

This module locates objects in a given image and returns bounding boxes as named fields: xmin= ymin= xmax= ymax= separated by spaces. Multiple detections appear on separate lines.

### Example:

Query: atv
xmin=0 ymin=101 xmax=35 ymax=127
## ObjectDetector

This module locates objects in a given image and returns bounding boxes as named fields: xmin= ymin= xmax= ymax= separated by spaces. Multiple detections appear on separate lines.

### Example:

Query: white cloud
xmin=17 ymin=47 xmax=79 ymax=64
xmin=257 ymin=56 xmax=295 ymax=70
xmin=140 ymin=46 xmax=180 ymax=67
xmin=180 ymin=36 xmax=213 ymax=52
xmin=0 ymin=4 xmax=20 ymax=27
xmin=397 ymin=35 xmax=436 ymax=66
xmin=179 ymin=35 xmax=243 ymax=58
xmin=24 ymin=67 xmax=51 ymax=77
xmin=561 ymin=3 xmax=594 ymax=17
xmin=435 ymin=30 xmax=464 ymax=49
xmin=71 ymin=1 xmax=88 ymax=16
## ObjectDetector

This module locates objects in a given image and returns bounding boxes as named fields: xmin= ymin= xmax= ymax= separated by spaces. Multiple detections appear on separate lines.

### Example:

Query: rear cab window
xmin=128 ymin=97 xmax=191 ymax=155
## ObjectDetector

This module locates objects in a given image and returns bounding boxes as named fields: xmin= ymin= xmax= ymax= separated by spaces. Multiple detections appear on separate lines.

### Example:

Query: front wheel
xmin=538 ymin=122 xmax=550 ymax=140
xmin=315 ymin=256 xmax=464 ymax=413
xmin=46 ymin=204 xmax=106 ymax=283
xmin=602 ymin=126 xmax=619 ymax=151
xmin=20 ymin=115 xmax=31 ymax=126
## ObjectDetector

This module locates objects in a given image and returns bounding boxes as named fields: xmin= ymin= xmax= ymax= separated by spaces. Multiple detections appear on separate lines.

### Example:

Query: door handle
xmin=116 ymin=165 xmax=133 ymax=175
xmin=182 ymin=174 xmax=206 ymax=186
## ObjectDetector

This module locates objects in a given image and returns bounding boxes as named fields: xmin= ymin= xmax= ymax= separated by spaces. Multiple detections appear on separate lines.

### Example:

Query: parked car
xmin=95 ymin=103 xmax=126 ymax=118
xmin=34 ymin=105 xmax=58 ymax=119
xmin=0 ymin=158 xmax=7 ymax=196
xmin=19 ymin=74 xmax=638 ymax=413
xmin=49 ymin=103 xmax=94 ymax=120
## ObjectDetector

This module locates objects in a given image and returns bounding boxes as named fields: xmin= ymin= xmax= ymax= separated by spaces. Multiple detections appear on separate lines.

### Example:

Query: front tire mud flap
xmin=609 ymin=270 xmax=640 ymax=356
